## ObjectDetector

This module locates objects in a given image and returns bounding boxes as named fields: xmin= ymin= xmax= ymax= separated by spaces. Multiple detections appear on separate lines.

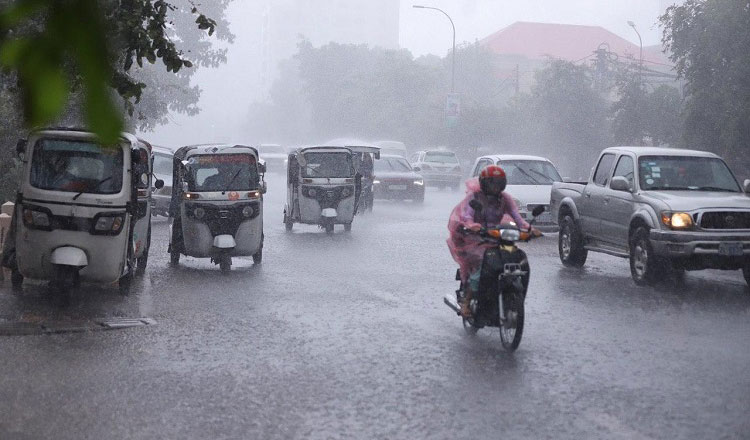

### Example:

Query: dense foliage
xmin=661 ymin=0 xmax=750 ymax=174
xmin=0 ymin=0 xmax=231 ymax=201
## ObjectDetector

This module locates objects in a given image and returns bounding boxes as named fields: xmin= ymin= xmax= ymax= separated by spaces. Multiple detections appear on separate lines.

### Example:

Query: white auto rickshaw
xmin=283 ymin=145 xmax=379 ymax=234
xmin=168 ymin=144 xmax=266 ymax=272
xmin=8 ymin=128 xmax=162 ymax=295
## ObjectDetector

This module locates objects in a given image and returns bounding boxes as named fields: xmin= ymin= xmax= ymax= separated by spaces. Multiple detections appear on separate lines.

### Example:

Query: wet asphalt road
xmin=1 ymin=173 xmax=749 ymax=440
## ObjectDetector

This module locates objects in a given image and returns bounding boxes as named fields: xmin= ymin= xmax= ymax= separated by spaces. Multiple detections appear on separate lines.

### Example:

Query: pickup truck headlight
xmin=661 ymin=212 xmax=694 ymax=229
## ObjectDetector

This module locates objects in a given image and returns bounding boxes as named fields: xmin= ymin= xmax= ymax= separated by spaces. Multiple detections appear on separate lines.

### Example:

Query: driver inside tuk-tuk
xmin=202 ymin=163 xmax=235 ymax=192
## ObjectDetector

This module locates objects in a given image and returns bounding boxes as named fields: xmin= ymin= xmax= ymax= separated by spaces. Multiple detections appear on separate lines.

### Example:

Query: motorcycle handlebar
xmin=459 ymin=225 xmax=542 ymax=242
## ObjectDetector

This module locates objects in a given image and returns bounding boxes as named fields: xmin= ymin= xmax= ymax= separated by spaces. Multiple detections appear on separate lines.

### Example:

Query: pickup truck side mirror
xmin=610 ymin=176 xmax=632 ymax=192
xmin=744 ymin=179 xmax=750 ymax=193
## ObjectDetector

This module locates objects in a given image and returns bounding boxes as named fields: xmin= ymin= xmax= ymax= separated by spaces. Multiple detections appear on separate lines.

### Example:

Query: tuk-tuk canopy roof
xmin=301 ymin=142 xmax=380 ymax=159
xmin=174 ymin=144 xmax=259 ymax=161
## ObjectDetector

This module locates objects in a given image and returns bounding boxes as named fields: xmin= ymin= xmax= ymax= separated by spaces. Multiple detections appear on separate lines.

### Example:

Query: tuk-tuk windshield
xmin=187 ymin=154 xmax=259 ymax=192
xmin=30 ymin=138 xmax=124 ymax=194
xmin=302 ymin=152 xmax=353 ymax=178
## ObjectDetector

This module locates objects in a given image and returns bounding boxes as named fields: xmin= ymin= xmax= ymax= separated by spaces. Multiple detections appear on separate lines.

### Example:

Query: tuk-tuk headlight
xmin=91 ymin=213 xmax=126 ymax=235
xmin=242 ymin=206 xmax=255 ymax=218
xmin=306 ymin=188 xmax=317 ymax=198
xmin=22 ymin=208 xmax=51 ymax=229
xmin=341 ymin=187 xmax=353 ymax=197
xmin=193 ymin=207 xmax=206 ymax=220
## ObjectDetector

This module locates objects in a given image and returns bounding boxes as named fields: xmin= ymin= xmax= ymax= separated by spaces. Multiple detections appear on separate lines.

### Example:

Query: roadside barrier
xmin=0 ymin=202 xmax=14 ymax=281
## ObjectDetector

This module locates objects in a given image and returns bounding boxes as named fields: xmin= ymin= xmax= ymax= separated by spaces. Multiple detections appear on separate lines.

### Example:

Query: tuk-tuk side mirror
xmin=258 ymin=162 xmax=267 ymax=174
xmin=154 ymin=179 xmax=165 ymax=190
xmin=16 ymin=139 xmax=27 ymax=159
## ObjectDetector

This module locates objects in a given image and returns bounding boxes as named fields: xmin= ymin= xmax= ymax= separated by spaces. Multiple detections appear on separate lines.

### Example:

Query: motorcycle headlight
xmin=194 ymin=207 xmax=206 ymax=220
xmin=242 ymin=206 xmax=254 ymax=218
xmin=414 ymin=179 xmax=424 ymax=186
xmin=500 ymin=229 xmax=521 ymax=241
xmin=661 ymin=212 xmax=693 ymax=229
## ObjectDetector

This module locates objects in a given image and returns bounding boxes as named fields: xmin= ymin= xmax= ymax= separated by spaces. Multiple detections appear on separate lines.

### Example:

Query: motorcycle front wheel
xmin=499 ymin=290 xmax=524 ymax=351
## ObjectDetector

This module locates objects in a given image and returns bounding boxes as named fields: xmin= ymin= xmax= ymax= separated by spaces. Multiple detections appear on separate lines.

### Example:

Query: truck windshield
xmin=302 ymin=152 xmax=353 ymax=178
xmin=30 ymin=138 xmax=124 ymax=194
xmin=502 ymin=160 xmax=562 ymax=185
xmin=638 ymin=156 xmax=740 ymax=192
xmin=188 ymin=154 xmax=259 ymax=192
xmin=424 ymin=151 xmax=458 ymax=164
xmin=375 ymin=157 xmax=412 ymax=172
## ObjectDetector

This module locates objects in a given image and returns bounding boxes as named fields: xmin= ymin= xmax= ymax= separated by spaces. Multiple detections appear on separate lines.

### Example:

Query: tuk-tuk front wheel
xmin=285 ymin=222 xmax=293 ymax=232
xmin=344 ymin=223 xmax=352 ymax=232
xmin=52 ymin=266 xmax=78 ymax=296
xmin=220 ymin=256 xmax=232 ymax=273
xmin=10 ymin=269 xmax=23 ymax=290
xmin=324 ymin=223 xmax=334 ymax=234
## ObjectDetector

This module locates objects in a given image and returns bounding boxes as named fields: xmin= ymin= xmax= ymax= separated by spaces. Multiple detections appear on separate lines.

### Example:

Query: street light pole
xmin=627 ymin=21 xmax=643 ymax=84
xmin=413 ymin=5 xmax=455 ymax=93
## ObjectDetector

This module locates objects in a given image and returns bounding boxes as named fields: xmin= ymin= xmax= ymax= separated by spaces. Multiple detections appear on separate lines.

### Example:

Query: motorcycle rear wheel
xmin=499 ymin=290 xmax=524 ymax=351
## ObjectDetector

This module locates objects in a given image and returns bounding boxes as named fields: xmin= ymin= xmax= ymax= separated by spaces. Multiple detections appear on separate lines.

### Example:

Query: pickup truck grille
xmin=700 ymin=211 xmax=750 ymax=230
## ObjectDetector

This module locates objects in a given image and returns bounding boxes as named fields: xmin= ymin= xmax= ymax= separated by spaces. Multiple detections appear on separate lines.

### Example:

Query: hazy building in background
xmin=260 ymin=0 xmax=400 ymax=90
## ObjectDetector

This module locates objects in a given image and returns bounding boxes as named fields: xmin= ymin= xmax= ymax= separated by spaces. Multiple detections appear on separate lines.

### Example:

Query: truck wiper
xmin=514 ymin=167 xmax=541 ymax=184
xmin=527 ymin=168 xmax=553 ymax=183
xmin=73 ymin=176 xmax=113 ymax=200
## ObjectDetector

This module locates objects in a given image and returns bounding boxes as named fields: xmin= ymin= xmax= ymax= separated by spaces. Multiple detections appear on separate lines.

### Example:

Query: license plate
xmin=719 ymin=242 xmax=744 ymax=256
xmin=389 ymin=185 xmax=407 ymax=190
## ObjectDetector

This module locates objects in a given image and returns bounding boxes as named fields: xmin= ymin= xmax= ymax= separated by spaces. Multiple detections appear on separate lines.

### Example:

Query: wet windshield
xmin=375 ymin=157 xmax=412 ymax=172
xmin=638 ymin=156 xmax=740 ymax=192
xmin=187 ymin=154 xmax=259 ymax=192
xmin=302 ymin=152 xmax=353 ymax=178
xmin=424 ymin=151 xmax=458 ymax=164
xmin=502 ymin=160 xmax=563 ymax=185
xmin=30 ymin=138 xmax=124 ymax=194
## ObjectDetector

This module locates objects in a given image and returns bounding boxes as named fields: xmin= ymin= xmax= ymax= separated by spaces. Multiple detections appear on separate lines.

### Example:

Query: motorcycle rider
xmin=447 ymin=165 xmax=541 ymax=317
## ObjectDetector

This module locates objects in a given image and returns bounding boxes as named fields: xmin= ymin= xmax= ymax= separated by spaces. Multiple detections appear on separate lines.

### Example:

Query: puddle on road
xmin=0 ymin=273 xmax=158 ymax=336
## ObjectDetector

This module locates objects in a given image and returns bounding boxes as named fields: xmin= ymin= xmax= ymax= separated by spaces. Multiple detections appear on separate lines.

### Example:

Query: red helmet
xmin=479 ymin=165 xmax=507 ymax=195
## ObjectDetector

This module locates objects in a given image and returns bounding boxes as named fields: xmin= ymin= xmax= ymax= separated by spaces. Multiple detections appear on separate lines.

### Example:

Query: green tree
xmin=0 ymin=0 xmax=223 ymax=144
xmin=661 ymin=0 xmax=750 ymax=173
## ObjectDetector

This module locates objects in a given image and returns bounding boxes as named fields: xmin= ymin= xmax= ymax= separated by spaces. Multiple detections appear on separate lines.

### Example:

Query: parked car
xmin=550 ymin=146 xmax=750 ymax=287
xmin=373 ymin=155 xmax=424 ymax=203
xmin=470 ymin=155 xmax=563 ymax=229
xmin=257 ymin=143 xmax=287 ymax=173
xmin=373 ymin=140 xmax=408 ymax=158
xmin=151 ymin=145 xmax=173 ymax=217
xmin=410 ymin=149 xmax=462 ymax=190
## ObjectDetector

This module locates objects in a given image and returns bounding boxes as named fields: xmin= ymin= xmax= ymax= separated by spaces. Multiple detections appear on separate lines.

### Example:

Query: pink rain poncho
xmin=447 ymin=178 xmax=530 ymax=284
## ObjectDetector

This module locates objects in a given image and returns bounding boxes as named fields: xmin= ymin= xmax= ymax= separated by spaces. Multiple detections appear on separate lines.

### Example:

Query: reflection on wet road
xmin=1 ymin=173 xmax=749 ymax=439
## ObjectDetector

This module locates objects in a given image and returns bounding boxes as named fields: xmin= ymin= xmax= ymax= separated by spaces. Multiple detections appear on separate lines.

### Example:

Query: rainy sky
xmin=146 ymin=0 xmax=675 ymax=146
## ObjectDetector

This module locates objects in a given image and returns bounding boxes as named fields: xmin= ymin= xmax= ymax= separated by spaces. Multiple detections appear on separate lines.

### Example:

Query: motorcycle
xmin=444 ymin=204 xmax=545 ymax=351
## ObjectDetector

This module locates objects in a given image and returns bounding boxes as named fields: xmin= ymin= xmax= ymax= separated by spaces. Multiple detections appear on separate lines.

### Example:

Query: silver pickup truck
xmin=550 ymin=146 xmax=750 ymax=287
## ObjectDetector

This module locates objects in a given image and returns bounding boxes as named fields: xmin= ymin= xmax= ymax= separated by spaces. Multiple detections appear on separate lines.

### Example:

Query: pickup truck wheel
xmin=630 ymin=227 xmax=660 ymax=286
xmin=559 ymin=215 xmax=587 ymax=267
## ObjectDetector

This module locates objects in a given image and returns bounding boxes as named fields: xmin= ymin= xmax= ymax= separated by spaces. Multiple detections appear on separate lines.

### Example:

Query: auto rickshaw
xmin=283 ymin=145 xmax=379 ymax=233
xmin=168 ymin=144 xmax=266 ymax=272
xmin=7 ymin=128 xmax=162 ymax=295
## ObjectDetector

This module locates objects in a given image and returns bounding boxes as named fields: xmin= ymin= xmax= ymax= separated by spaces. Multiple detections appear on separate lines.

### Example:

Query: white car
xmin=373 ymin=140 xmax=408 ymax=158
xmin=469 ymin=155 xmax=563 ymax=229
